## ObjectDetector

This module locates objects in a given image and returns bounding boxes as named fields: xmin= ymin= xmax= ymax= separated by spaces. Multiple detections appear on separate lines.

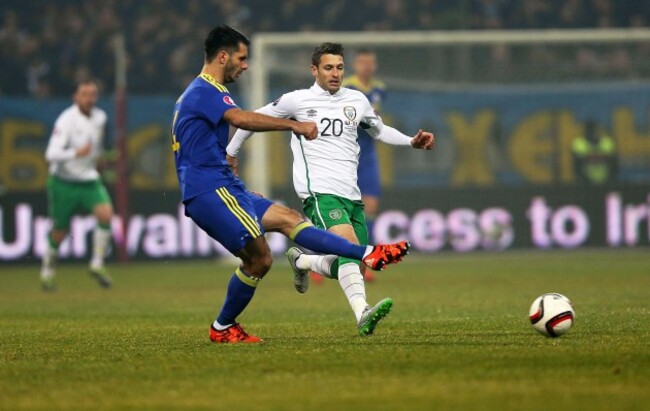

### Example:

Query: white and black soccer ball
xmin=529 ymin=293 xmax=575 ymax=338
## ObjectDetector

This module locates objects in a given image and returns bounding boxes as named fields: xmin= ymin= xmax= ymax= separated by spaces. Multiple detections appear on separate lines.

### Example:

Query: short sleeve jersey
xmin=172 ymin=74 xmax=240 ymax=201
xmin=257 ymin=82 xmax=384 ymax=201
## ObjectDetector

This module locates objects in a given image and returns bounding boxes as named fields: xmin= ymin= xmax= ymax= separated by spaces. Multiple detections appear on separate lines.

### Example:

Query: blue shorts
xmin=184 ymin=181 xmax=273 ymax=255
xmin=357 ymin=132 xmax=381 ymax=197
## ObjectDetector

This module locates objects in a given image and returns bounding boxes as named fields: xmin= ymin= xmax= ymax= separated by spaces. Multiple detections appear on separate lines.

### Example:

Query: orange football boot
xmin=362 ymin=241 xmax=410 ymax=271
xmin=209 ymin=323 xmax=263 ymax=343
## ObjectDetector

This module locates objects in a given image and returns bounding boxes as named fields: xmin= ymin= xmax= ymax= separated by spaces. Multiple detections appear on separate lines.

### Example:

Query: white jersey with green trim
xmin=249 ymin=83 xmax=387 ymax=201
xmin=45 ymin=104 xmax=107 ymax=182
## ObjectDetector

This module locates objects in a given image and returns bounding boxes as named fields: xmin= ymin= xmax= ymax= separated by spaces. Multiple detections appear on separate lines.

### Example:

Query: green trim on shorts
xmin=47 ymin=175 xmax=112 ymax=230
xmin=302 ymin=193 xmax=369 ymax=246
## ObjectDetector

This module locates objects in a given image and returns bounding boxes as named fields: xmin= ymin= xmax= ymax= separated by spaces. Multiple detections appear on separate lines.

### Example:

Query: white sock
xmin=212 ymin=320 xmax=231 ymax=331
xmin=296 ymin=254 xmax=337 ymax=278
xmin=90 ymin=226 xmax=111 ymax=270
xmin=338 ymin=261 xmax=368 ymax=322
xmin=362 ymin=246 xmax=373 ymax=259
xmin=41 ymin=244 xmax=58 ymax=280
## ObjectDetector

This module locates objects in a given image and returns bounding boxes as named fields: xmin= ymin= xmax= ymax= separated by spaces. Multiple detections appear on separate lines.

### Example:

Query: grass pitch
xmin=1 ymin=249 xmax=649 ymax=411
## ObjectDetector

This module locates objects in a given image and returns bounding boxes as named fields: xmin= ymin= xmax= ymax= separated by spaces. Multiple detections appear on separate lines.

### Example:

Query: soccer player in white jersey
xmin=228 ymin=43 xmax=434 ymax=335
xmin=41 ymin=80 xmax=114 ymax=291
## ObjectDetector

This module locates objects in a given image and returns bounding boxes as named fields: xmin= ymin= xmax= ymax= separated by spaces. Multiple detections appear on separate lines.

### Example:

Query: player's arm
xmin=45 ymin=117 xmax=91 ymax=162
xmin=361 ymin=99 xmax=434 ymax=150
xmin=226 ymin=94 xmax=309 ymax=157
xmin=225 ymin=105 xmax=287 ymax=157
xmin=225 ymin=108 xmax=314 ymax=137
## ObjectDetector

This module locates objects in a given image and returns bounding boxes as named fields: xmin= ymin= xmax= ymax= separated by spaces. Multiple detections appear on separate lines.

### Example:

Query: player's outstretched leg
xmin=289 ymin=221 xmax=410 ymax=271
xmin=357 ymin=297 xmax=393 ymax=336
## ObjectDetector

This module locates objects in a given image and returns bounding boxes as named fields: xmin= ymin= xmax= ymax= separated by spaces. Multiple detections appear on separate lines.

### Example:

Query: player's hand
xmin=226 ymin=154 xmax=239 ymax=177
xmin=411 ymin=130 xmax=435 ymax=150
xmin=292 ymin=121 xmax=318 ymax=140
xmin=76 ymin=141 xmax=92 ymax=157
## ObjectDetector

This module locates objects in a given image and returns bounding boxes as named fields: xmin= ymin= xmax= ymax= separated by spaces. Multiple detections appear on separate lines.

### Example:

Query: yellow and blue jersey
xmin=171 ymin=73 xmax=240 ymax=202
xmin=342 ymin=75 xmax=386 ymax=111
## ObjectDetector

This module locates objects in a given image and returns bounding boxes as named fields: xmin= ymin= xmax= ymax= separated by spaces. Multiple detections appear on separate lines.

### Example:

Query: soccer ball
xmin=529 ymin=293 xmax=575 ymax=338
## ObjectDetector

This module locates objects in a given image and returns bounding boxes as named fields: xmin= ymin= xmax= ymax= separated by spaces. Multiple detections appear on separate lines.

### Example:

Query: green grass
xmin=1 ymin=249 xmax=649 ymax=411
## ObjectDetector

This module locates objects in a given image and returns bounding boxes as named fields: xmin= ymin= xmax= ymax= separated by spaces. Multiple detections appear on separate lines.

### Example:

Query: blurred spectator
xmin=0 ymin=0 xmax=647 ymax=96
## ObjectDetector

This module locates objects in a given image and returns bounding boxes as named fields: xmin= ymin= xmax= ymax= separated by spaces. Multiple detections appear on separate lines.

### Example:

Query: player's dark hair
xmin=355 ymin=48 xmax=375 ymax=56
xmin=74 ymin=79 xmax=98 ymax=93
xmin=204 ymin=25 xmax=250 ymax=63
xmin=311 ymin=42 xmax=344 ymax=66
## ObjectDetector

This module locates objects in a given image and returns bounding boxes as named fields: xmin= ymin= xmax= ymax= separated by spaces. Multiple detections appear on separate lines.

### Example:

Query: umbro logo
xmin=306 ymin=109 xmax=317 ymax=117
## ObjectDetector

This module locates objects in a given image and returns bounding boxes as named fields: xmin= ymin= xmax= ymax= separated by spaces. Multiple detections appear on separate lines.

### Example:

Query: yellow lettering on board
xmin=613 ymin=108 xmax=650 ymax=158
xmin=128 ymin=124 xmax=164 ymax=189
xmin=556 ymin=111 xmax=583 ymax=183
xmin=509 ymin=111 xmax=554 ymax=183
xmin=448 ymin=110 xmax=495 ymax=186
xmin=0 ymin=120 xmax=47 ymax=191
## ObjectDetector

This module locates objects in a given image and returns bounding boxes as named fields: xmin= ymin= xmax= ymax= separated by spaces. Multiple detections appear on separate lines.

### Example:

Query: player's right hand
xmin=76 ymin=141 xmax=92 ymax=157
xmin=293 ymin=121 xmax=318 ymax=140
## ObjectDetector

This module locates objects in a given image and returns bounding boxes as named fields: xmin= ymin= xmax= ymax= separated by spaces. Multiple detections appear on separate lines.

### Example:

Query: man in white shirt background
xmin=228 ymin=43 xmax=434 ymax=335
xmin=41 ymin=80 xmax=113 ymax=291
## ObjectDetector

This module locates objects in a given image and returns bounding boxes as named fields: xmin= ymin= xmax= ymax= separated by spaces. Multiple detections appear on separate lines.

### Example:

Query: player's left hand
xmin=411 ymin=130 xmax=435 ymax=150
xmin=226 ymin=154 xmax=239 ymax=177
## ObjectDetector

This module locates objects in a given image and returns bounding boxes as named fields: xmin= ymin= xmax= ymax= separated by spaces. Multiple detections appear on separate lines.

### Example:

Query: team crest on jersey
xmin=343 ymin=106 xmax=356 ymax=121
xmin=223 ymin=96 xmax=237 ymax=106
xmin=306 ymin=109 xmax=317 ymax=117
xmin=329 ymin=209 xmax=343 ymax=220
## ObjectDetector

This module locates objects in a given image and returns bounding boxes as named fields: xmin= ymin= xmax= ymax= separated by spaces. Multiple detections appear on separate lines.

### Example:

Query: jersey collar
xmin=310 ymin=82 xmax=344 ymax=97
xmin=73 ymin=104 xmax=93 ymax=118
xmin=199 ymin=73 xmax=229 ymax=93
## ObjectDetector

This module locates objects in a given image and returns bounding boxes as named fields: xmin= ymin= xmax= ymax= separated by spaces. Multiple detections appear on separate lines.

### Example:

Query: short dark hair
xmin=355 ymin=48 xmax=375 ymax=56
xmin=311 ymin=42 xmax=344 ymax=66
xmin=204 ymin=25 xmax=250 ymax=63
xmin=74 ymin=79 xmax=98 ymax=93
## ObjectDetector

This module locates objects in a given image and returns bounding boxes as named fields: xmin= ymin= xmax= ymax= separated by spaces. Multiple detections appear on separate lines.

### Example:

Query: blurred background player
xmin=342 ymin=49 xmax=386 ymax=283
xmin=41 ymin=80 xmax=114 ymax=291
xmin=228 ymin=42 xmax=433 ymax=335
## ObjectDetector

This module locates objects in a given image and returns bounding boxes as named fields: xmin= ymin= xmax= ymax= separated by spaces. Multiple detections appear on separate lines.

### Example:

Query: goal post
xmin=246 ymin=28 xmax=650 ymax=196
xmin=113 ymin=32 xmax=129 ymax=262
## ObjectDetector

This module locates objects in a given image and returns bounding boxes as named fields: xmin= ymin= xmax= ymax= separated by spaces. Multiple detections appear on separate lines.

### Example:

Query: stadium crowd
xmin=0 ymin=0 xmax=648 ymax=96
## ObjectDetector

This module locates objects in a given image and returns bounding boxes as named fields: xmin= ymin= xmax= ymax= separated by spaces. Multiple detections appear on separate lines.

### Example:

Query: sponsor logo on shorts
xmin=329 ymin=209 xmax=343 ymax=220
xmin=272 ymin=96 xmax=282 ymax=106
xmin=306 ymin=109 xmax=317 ymax=117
